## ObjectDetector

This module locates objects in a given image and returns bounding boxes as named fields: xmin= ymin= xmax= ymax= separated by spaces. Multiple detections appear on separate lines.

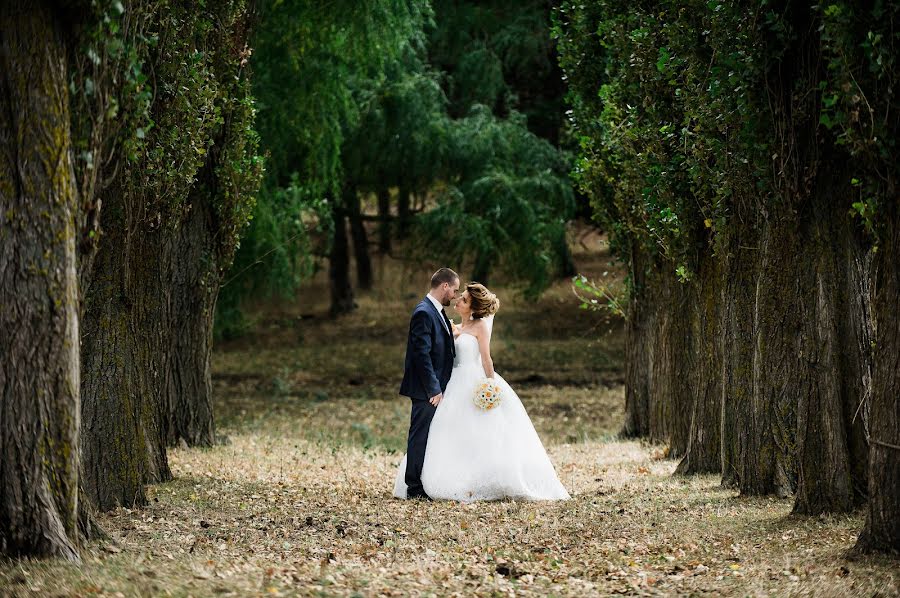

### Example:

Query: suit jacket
xmin=399 ymin=297 xmax=456 ymax=401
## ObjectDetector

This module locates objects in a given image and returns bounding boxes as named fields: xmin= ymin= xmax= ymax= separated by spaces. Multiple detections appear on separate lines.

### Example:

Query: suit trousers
xmin=405 ymin=399 xmax=437 ymax=498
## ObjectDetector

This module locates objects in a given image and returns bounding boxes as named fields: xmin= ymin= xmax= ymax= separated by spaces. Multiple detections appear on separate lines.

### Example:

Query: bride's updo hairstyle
xmin=466 ymin=283 xmax=500 ymax=319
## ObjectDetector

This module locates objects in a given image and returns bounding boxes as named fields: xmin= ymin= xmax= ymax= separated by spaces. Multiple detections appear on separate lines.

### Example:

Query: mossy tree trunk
xmin=80 ymin=192 xmax=173 ymax=510
xmin=855 ymin=204 xmax=900 ymax=553
xmin=0 ymin=0 xmax=81 ymax=560
xmin=622 ymin=242 xmax=693 ymax=456
xmin=81 ymin=1 xmax=261 ymax=497
xmin=717 ymin=194 xmax=869 ymax=504
xmin=719 ymin=221 xmax=760 ymax=490
xmin=719 ymin=218 xmax=797 ymax=497
xmin=676 ymin=253 xmax=724 ymax=475
xmin=792 ymin=181 xmax=870 ymax=515
xmin=746 ymin=218 xmax=799 ymax=497
xmin=649 ymin=270 xmax=693 ymax=458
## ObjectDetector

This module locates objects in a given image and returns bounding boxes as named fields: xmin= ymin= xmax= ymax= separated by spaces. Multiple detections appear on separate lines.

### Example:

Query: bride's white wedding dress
xmin=393 ymin=317 xmax=569 ymax=502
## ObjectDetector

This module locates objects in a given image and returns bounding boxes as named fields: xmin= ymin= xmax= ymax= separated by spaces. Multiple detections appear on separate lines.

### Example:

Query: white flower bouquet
xmin=473 ymin=378 xmax=502 ymax=411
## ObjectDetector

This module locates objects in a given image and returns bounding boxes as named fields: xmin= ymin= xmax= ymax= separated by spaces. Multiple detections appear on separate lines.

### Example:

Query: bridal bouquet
xmin=473 ymin=378 xmax=502 ymax=411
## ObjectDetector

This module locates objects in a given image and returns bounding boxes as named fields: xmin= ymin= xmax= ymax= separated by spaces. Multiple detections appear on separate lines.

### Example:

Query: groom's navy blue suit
xmin=399 ymin=296 xmax=456 ymax=498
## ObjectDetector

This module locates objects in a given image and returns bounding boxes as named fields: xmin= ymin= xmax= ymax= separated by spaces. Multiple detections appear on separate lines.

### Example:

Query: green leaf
xmin=656 ymin=46 xmax=670 ymax=73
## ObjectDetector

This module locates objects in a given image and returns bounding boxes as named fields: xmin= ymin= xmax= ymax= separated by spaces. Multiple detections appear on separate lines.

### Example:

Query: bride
xmin=393 ymin=283 xmax=569 ymax=502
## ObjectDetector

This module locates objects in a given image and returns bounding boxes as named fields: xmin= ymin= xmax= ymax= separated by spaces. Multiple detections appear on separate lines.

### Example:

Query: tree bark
xmin=345 ymin=185 xmax=373 ymax=290
xmin=719 ymin=234 xmax=753 ymax=489
xmin=622 ymin=243 xmax=652 ymax=437
xmin=0 ymin=0 xmax=81 ymax=560
xmin=676 ymin=253 xmax=723 ymax=475
xmin=169 ymin=191 xmax=217 ymax=447
xmin=329 ymin=203 xmax=356 ymax=316
xmin=80 ymin=195 xmax=173 ymax=510
xmin=649 ymin=271 xmax=692 ymax=458
xmin=377 ymin=186 xmax=392 ymax=254
xmin=855 ymin=204 xmax=900 ymax=553
xmin=792 ymin=180 xmax=870 ymax=515
xmin=79 ymin=2 xmax=260 ymax=479
xmin=720 ymin=218 xmax=797 ymax=497
xmin=622 ymin=242 xmax=693 ymax=456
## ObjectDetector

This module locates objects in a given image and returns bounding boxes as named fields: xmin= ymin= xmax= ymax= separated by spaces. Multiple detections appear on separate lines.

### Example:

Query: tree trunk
xmin=650 ymin=271 xmax=693 ymax=458
xmin=165 ymin=2 xmax=258 ymax=448
xmin=0 ymin=0 xmax=81 ymax=560
xmin=377 ymin=187 xmax=392 ymax=254
xmin=622 ymin=242 xmax=693 ymax=455
xmin=329 ymin=204 xmax=356 ymax=316
xmin=719 ymin=234 xmax=754 ymax=489
xmin=676 ymin=253 xmax=723 ymax=475
xmin=169 ymin=192 xmax=217 ymax=447
xmin=346 ymin=185 xmax=373 ymax=290
xmin=80 ymin=197 xmax=174 ymax=510
xmin=556 ymin=231 xmax=577 ymax=278
xmin=622 ymin=243 xmax=652 ymax=438
xmin=792 ymin=180 xmax=870 ymax=515
xmin=855 ymin=204 xmax=900 ymax=553
xmin=721 ymin=218 xmax=797 ymax=497
xmin=397 ymin=184 xmax=412 ymax=239
xmin=472 ymin=252 xmax=491 ymax=285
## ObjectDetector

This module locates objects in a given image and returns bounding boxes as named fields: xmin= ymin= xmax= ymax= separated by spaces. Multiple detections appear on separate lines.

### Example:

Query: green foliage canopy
xmin=218 ymin=0 xmax=430 ymax=334
xmin=416 ymin=106 xmax=574 ymax=296
xmin=554 ymin=0 xmax=900 ymax=278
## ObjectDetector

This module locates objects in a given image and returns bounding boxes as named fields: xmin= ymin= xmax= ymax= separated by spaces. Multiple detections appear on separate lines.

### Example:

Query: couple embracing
xmin=393 ymin=268 xmax=569 ymax=502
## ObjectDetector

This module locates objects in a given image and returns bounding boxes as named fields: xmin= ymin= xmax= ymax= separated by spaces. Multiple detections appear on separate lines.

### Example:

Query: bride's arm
xmin=475 ymin=322 xmax=495 ymax=378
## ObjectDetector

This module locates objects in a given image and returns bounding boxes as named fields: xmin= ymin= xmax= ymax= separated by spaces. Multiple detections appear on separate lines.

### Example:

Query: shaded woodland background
xmin=1 ymin=0 xmax=899 ymax=592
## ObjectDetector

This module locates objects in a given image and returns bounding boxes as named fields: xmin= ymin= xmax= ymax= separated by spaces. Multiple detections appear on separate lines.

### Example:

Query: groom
xmin=399 ymin=267 xmax=460 ymax=499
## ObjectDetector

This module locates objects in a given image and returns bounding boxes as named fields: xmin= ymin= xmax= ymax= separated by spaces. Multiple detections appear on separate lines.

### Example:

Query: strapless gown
xmin=393 ymin=332 xmax=569 ymax=501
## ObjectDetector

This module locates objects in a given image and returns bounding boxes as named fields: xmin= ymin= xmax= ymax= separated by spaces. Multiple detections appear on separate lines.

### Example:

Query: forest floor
xmin=2 ymin=227 xmax=898 ymax=597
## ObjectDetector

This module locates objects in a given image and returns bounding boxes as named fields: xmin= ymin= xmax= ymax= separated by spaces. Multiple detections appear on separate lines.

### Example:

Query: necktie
xmin=440 ymin=308 xmax=451 ymax=334
xmin=440 ymin=308 xmax=456 ymax=356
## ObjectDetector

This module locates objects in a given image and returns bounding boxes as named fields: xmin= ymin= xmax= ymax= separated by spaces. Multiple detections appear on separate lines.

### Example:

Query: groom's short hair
xmin=431 ymin=267 xmax=459 ymax=288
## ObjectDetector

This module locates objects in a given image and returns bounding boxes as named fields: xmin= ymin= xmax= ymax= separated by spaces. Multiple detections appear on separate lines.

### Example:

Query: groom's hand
xmin=429 ymin=393 xmax=443 ymax=407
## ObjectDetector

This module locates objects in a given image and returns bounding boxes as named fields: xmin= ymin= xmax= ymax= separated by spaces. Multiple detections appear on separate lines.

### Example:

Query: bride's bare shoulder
xmin=470 ymin=318 xmax=490 ymax=335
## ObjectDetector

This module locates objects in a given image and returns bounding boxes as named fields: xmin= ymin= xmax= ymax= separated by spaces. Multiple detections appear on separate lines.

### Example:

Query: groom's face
xmin=439 ymin=279 xmax=461 ymax=307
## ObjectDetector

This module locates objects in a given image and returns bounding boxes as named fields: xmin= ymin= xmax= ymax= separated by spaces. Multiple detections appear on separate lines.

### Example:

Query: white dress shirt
xmin=427 ymin=293 xmax=451 ymax=336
